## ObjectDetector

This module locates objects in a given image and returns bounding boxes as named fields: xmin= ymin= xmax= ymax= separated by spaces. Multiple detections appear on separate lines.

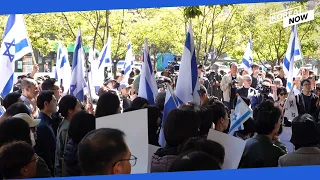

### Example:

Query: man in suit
xmin=279 ymin=114 xmax=320 ymax=166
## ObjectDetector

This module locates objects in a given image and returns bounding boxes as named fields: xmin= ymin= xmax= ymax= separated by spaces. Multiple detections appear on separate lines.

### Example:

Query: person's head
xmin=168 ymin=151 xmax=221 ymax=172
xmin=78 ymin=128 xmax=134 ymax=175
xmin=37 ymin=90 xmax=57 ymax=114
xmin=20 ymin=78 xmax=39 ymax=99
xmin=210 ymin=101 xmax=229 ymax=132
xmin=0 ymin=118 xmax=32 ymax=147
xmin=0 ymin=141 xmax=37 ymax=179
xmin=301 ymin=79 xmax=312 ymax=93
xmin=41 ymin=78 xmax=62 ymax=101
xmin=290 ymin=114 xmax=320 ymax=150
xmin=295 ymin=76 xmax=301 ymax=88
xmin=265 ymin=73 xmax=275 ymax=82
xmin=276 ymin=86 xmax=288 ymax=101
xmin=242 ymin=74 xmax=252 ymax=88
xmin=69 ymin=111 xmax=96 ymax=144
xmin=229 ymin=63 xmax=238 ymax=75
xmin=274 ymin=78 xmax=283 ymax=88
xmin=3 ymin=92 xmax=23 ymax=110
xmin=253 ymin=100 xmax=282 ymax=137
xmin=251 ymin=63 xmax=259 ymax=72
xmin=155 ymin=91 xmax=166 ymax=112
xmin=178 ymin=137 xmax=225 ymax=165
xmin=194 ymin=105 xmax=213 ymax=136
xmin=95 ymin=92 xmax=121 ymax=118
xmin=119 ymin=84 xmax=131 ymax=97
xmin=164 ymin=108 xmax=200 ymax=147
xmin=130 ymin=97 xmax=149 ymax=110
xmin=104 ymin=79 xmax=117 ymax=89
xmin=58 ymin=95 xmax=82 ymax=120
xmin=4 ymin=102 xmax=30 ymax=118
xmin=199 ymin=85 xmax=208 ymax=105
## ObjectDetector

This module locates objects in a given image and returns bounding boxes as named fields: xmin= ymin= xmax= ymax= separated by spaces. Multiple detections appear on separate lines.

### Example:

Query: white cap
xmin=13 ymin=113 xmax=41 ymax=128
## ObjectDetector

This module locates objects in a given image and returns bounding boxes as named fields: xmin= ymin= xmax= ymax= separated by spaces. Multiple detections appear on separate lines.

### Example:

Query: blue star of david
xmin=3 ymin=39 xmax=15 ymax=62
xmin=70 ymin=84 xmax=77 ymax=95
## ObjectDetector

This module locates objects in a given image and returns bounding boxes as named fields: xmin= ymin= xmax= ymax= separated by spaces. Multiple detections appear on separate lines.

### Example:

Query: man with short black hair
xmin=41 ymin=78 xmax=63 ymax=135
xmin=78 ymin=128 xmax=135 ymax=175
xmin=0 ymin=102 xmax=30 ymax=124
xmin=35 ymin=91 xmax=57 ymax=175
xmin=3 ymin=92 xmax=23 ymax=110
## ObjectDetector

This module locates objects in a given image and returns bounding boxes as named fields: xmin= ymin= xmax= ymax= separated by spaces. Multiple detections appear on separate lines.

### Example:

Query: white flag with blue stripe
xmin=92 ymin=37 xmax=111 ymax=94
xmin=283 ymin=25 xmax=297 ymax=92
xmin=294 ymin=28 xmax=302 ymax=62
xmin=158 ymin=87 xmax=180 ymax=147
xmin=138 ymin=39 xmax=158 ymax=104
xmin=122 ymin=43 xmax=134 ymax=84
xmin=175 ymin=22 xmax=200 ymax=105
xmin=241 ymin=39 xmax=253 ymax=75
xmin=55 ymin=42 xmax=71 ymax=95
xmin=229 ymin=96 xmax=253 ymax=135
xmin=0 ymin=14 xmax=32 ymax=98
xmin=70 ymin=27 xmax=87 ymax=102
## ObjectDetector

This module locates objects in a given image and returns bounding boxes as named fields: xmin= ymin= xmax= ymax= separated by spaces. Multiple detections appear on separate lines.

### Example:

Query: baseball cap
xmin=13 ymin=113 xmax=41 ymax=128
xmin=119 ymin=83 xmax=130 ymax=90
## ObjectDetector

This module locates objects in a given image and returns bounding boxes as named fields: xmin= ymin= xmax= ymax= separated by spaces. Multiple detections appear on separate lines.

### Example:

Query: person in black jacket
xmin=239 ymin=100 xmax=286 ymax=168
xmin=64 ymin=111 xmax=96 ymax=176
xmin=296 ymin=79 xmax=319 ymax=122
xmin=41 ymin=78 xmax=63 ymax=136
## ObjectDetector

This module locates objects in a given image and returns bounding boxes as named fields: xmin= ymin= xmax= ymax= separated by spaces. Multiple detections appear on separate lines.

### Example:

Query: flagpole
xmin=22 ymin=15 xmax=37 ymax=65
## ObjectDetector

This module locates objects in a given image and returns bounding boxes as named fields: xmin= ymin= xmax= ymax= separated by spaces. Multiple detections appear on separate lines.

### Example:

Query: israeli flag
xmin=55 ymin=42 xmax=71 ymax=95
xmin=158 ymin=87 xmax=180 ymax=147
xmin=0 ymin=14 xmax=32 ymax=98
xmin=70 ymin=27 xmax=87 ymax=102
xmin=122 ymin=42 xmax=134 ymax=84
xmin=241 ymin=39 xmax=253 ymax=75
xmin=92 ymin=37 xmax=111 ymax=94
xmin=283 ymin=25 xmax=297 ymax=92
xmin=138 ymin=39 xmax=158 ymax=104
xmin=229 ymin=96 xmax=253 ymax=135
xmin=175 ymin=21 xmax=200 ymax=105
xmin=294 ymin=27 xmax=303 ymax=62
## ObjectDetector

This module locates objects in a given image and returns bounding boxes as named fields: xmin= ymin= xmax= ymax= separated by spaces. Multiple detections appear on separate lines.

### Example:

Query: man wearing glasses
xmin=296 ymin=79 xmax=319 ymax=122
xmin=78 ymin=128 xmax=137 ymax=175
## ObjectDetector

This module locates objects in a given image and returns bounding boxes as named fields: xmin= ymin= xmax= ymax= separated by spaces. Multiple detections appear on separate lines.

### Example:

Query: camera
xmin=231 ymin=79 xmax=238 ymax=88
xmin=259 ymin=84 xmax=271 ymax=95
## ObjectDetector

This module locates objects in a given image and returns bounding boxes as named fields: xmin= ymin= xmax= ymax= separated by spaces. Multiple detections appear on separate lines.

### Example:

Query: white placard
xmin=96 ymin=109 xmax=149 ymax=174
xmin=207 ymin=129 xmax=246 ymax=169
xmin=148 ymin=144 xmax=160 ymax=173
xmin=283 ymin=10 xmax=314 ymax=28
xmin=270 ymin=6 xmax=301 ymax=24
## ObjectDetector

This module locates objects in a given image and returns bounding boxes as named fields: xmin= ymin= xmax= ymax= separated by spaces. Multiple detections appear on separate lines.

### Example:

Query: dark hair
xmin=164 ymin=108 xmax=200 ymax=147
xmin=0 ymin=118 xmax=32 ymax=147
xmin=0 ymin=141 xmax=35 ymax=179
xmin=168 ymin=151 xmax=221 ymax=172
xmin=199 ymin=85 xmax=207 ymax=96
xmin=5 ymin=102 xmax=30 ymax=116
xmin=41 ymin=78 xmax=57 ymax=91
xmin=37 ymin=90 xmax=54 ymax=110
xmin=69 ymin=111 xmax=96 ymax=144
xmin=236 ymin=117 xmax=256 ymax=137
xmin=95 ymin=92 xmax=120 ymax=118
xmin=78 ymin=128 xmax=127 ymax=175
xmin=130 ymin=97 xmax=149 ymax=110
xmin=58 ymin=95 xmax=79 ymax=117
xmin=210 ymin=101 xmax=227 ymax=125
xmin=277 ymin=86 xmax=287 ymax=97
xmin=253 ymin=100 xmax=281 ymax=135
xmin=155 ymin=92 xmax=166 ymax=111
xmin=301 ymin=79 xmax=311 ymax=87
xmin=265 ymin=73 xmax=275 ymax=81
xmin=3 ymin=92 xmax=21 ymax=110
xmin=178 ymin=137 xmax=225 ymax=165
xmin=194 ymin=105 xmax=214 ymax=136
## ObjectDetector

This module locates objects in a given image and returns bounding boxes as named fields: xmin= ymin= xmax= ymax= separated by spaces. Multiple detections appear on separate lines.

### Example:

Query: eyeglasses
xmin=303 ymin=83 xmax=311 ymax=86
xmin=117 ymin=154 xmax=137 ymax=167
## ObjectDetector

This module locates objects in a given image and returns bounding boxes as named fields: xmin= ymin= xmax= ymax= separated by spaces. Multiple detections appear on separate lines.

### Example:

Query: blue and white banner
xmin=229 ymin=96 xmax=253 ymax=135
xmin=122 ymin=42 xmax=134 ymax=84
xmin=241 ymin=39 xmax=253 ymax=75
xmin=283 ymin=25 xmax=297 ymax=91
xmin=55 ymin=42 xmax=71 ymax=95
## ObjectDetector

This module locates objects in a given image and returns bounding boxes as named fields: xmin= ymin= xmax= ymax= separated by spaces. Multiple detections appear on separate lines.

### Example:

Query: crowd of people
xmin=0 ymin=61 xmax=319 ymax=179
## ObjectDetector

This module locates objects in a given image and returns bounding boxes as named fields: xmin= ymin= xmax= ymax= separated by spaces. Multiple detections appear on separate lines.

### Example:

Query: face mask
xmin=30 ymin=130 xmax=36 ymax=147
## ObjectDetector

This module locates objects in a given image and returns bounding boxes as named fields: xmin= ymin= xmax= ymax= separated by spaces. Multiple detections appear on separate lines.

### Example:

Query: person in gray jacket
xmin=279 ymin=114 xmax=320 ymax=167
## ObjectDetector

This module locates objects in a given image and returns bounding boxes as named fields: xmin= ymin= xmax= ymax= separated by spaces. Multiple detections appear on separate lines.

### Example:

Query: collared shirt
xmin=20 ymin=94 xmax=34 ymax=113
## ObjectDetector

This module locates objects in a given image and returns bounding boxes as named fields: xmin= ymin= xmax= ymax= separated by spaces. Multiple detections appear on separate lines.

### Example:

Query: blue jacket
xmin=64 ymin=140 xmax=81 ymax=176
